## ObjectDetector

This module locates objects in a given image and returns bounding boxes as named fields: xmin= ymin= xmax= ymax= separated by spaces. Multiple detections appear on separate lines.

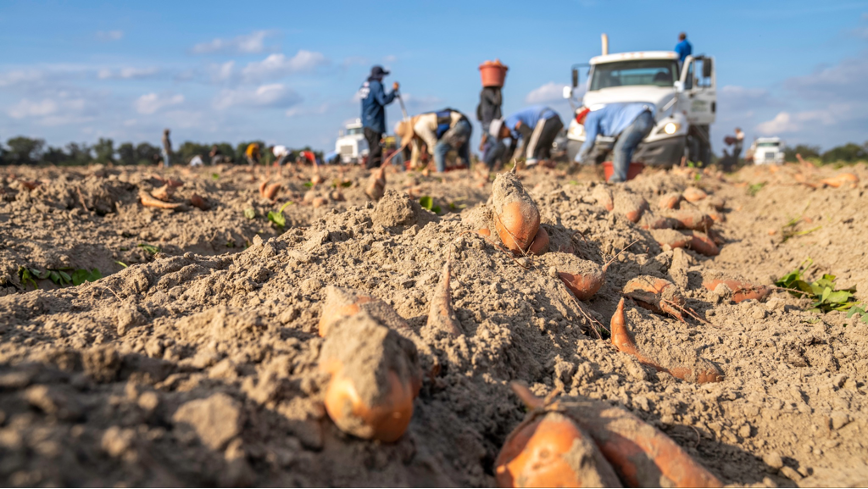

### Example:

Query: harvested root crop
xmin=492 ymin=167 xmax=541 ymax=254
xmin=550 ymin=254 xmax=606 ymax=301
xmin=820 ymin=173 xmax=859 ymax=188
xmin=623 ymin=275 xmax=686 ymax=321
xmin=650 ymin=229 xmax=692 ymax=250
xmin=658 ymin=192 xmax=682 ymax=210
xmin=688 ymin=231 xmax=720 ymax=256
xmin=318 ymin=286 xmax=408 ymax=337
xmin=365 ymin=166 xmax=387 ymax=201
xmin=667 ymin=209 xmax=713 ymax=231
xmin=613 ymin=191 xmax=648 ymax=223
xmin=189 ymin=193 xmax=209 ymax=210
xmin=319 ymin=312 xmax=422 ymax=442
xmin=424 ymin=260 xmax=463 ymax=338
xmin=703 ymin=278 xmax=771 ymax=303
xmin=682 ymin=187 xmax=708 ymax=202
xmin=527 ymin=226 xmax=549 ymax=256
xmin=263 ymin=183 xmax=281 ymax=201
xmin=140 ymin=192 xmax=183 ymax=210
xmin=591 ymin=185 xmax=614 ymax=211
xmin=151 ymin=185 xmax=174 ymax=202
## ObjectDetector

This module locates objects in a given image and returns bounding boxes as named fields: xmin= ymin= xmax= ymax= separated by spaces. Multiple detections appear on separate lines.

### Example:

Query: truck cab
xmin=748 ymin=137 xmax=785 ymax=165
xmin=335 ymin=119 xmax=368 ymax=164
xmin=564 ymin=47 xmax=716 ymax=167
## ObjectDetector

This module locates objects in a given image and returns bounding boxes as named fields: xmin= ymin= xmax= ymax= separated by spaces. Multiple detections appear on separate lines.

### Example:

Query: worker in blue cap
xmin=358 ymin=65 xmax=399 ymax=169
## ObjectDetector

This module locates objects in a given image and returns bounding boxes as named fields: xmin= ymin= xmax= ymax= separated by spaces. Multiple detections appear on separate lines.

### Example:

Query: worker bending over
xmin=245 ymin=142 xmax=261 ymax=166
xmin=489 ymin=105 xmax=563 ymax=167
xmin=395 ymin=108 xmax=472 ymax=172
xmin=575 ymin=103 xmax=655 ymax=183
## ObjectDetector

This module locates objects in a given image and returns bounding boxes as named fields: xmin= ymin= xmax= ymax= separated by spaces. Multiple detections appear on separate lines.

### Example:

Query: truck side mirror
xmin=673 ymin=81 xmax=684 ymax=92
xmin=562 ymin=86 xmax=572 ymax=99
xmin=702 ymin=58 xmax=712 ymax=78
xmin=571 ymin=68 xmax=579 ymax=88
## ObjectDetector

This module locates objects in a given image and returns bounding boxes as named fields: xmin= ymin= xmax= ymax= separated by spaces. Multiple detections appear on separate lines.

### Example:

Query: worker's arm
xmin=373 ymin=81 xmax=397 ymax=106
xmin=410 ymin=139 xmax=422 ymax=168
xmin=414 ymin=116 xmax=438 ymax=155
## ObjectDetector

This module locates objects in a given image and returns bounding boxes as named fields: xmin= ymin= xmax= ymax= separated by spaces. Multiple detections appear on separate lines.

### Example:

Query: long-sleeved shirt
xmin=675 ymin=39 xmax=692 ymax=64
xmin=476 ymin=87 xmax=502 ymax=128
xmin=359 ymin=78 xmax=397 ymax=134
xmin=503 ymin=105 xmax=557 ymax=141
xmin=161 ymin=134 xmax=171 ymax=154
xmin=408 ymin=111 xmax=465 ymax=167
xmin=577 ymin=103 xmax=655 ymax=163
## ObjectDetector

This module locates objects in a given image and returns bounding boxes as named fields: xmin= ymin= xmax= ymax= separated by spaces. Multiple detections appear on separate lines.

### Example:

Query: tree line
xmin=0 ymin=136 xmax=324 ymax=166
xmin=784 ymin=142 xmax=868 ymax=164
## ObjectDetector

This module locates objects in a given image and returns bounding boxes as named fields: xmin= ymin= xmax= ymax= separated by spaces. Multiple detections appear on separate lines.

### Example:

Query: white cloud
xmin=192 ymin=30 xmax=272 ymax=55
xmin=756 ymin=108 xmax=840 ymax=135
xmin=525 ymin=82 xmax=573 ymax=105
xmin=241 ymin=51 xmax=329 ymax=81
xmin=0 ymin=69 xmax=45 ymax=87
xmin=286 ymin=103 xmax=331 ymax=118
xmin=8 ymin=99 xmax=58 ymax=118
xmin=134 ymin=93 xmax=184 ymax=115
xmin=782 ymin=54 xmax=868 ymax=102
xmin=213 ymin=84 xmax=301 ymax=110
xmin=96 ymin=30 xmax=124 ymax=41
xmin=97 ymin=67 xmax=160 ymax=80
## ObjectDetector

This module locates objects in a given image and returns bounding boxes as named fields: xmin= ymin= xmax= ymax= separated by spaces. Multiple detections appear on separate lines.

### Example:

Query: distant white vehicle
xmin=748 ymin=137 xmax=785 ymax=165
xmin=335 ymin=119 xmax=368 ymax=164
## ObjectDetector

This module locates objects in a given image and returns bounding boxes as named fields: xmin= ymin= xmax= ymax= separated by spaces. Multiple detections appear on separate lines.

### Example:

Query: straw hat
xmin=394 ymin=118 xmax=416 ymax=150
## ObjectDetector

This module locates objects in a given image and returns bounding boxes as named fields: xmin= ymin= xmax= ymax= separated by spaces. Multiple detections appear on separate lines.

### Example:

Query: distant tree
xmin=117 ymin=142 xmax=137 ymax=165
xmin=135 ymin=142 xmax=159 ymax=165
xmin=177 ymin=141 xmax=211 ymax=164
xmin=92 ymin=138 xmax=115 ymax=164
xmin=821 ymin=143 xmax=868 ymax=164
xmin=213 ymin=142 xmax=235 ymax=163
xmin=65 ymin=143 xmax=93 ymax=165
xmin=42 ymin=146 xmax=71 ymax=165
xmin=784 ymin=144 xmax=820 ymax=162
xmin=6 ymin=136 xmax=45 ymax=164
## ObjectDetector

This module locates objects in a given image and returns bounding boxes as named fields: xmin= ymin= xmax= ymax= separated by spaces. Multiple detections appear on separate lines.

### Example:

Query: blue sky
xmin=2 ymin=0 xmax=867 ymax=153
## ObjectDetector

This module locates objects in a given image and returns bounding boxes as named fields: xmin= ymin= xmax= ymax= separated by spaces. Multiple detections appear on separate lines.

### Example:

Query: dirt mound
xmin=0 ymin=162 xmax=867 ymax=487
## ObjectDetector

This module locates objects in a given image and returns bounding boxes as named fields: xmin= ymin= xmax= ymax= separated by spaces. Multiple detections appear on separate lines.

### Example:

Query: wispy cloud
xmin=525 ymin=82 xmax=572 ymax=105
xmin=96 ymin=30 xmax=124 ymax=41
xmin=213 ymin=84 xmax=301 ymax=110
xmin=240 ymin=51 xmax=330 ymax=82
xmin=97 ymin=67 xmax=160 ymax=80
xmin=192 ymin=30 xmax=274 ymax=55
xmin=134 ymin=93 xmax=184 ymax=115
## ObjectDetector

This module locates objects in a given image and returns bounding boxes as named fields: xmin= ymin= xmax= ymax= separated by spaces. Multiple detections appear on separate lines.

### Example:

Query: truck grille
xmin=340 ymin=145 xmax=354 ymax=157
xmin=764 ymin=151 xmax=775 ymax=160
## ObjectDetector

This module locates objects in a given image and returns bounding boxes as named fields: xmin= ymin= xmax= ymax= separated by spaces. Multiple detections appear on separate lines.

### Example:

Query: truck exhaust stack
xmin=601 ymin=33 xmax=609 ymax=55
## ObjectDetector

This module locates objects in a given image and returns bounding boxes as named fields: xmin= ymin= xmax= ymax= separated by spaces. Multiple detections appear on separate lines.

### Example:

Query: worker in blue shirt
xmin=675 ymin=32 xmax=692 ymax=65
xmin=358 ymin=66 xmax=399 ymax=169
xmin=488 ymin=105 xmax=563 ymax=167
xmin=575 ymin=103 xmax=656 ymax=183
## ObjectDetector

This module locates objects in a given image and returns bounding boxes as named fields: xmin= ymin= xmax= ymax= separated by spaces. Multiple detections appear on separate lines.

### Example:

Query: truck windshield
xmin=347 ymin=127 xmax=363 ymax=136
xmin=757 ymin=142 xmax=779 ymax=148
xmin=590 ymin=60 xmax=679 ymax=90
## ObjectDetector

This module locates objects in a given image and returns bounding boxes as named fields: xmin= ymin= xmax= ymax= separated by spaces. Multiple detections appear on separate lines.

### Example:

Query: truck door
xmin=679 ymin=56 xmax=716 ymax=126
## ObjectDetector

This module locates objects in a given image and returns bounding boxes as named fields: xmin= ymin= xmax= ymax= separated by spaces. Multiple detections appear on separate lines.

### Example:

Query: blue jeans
xmin=611 ymin=110 xmax=654 ymax=182
xmin=161 ymin=149 xmax=171 ymax=167
xmin=482 ymin=136 xmax=505 ymax=170
xmin=434 ymin=119 xmax=472 ymax=172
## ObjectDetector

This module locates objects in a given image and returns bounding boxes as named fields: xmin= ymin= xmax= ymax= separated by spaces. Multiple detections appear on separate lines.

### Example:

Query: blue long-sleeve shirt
xmin=675 ymin=39 xmax=692 ymax=64
xmin=504 ymin=105 xmax=558 ymax=140
xmin=577 ymin=103 xmax=655 ymax=163
xmin=359 ymin=78 xmax=397 ymax=133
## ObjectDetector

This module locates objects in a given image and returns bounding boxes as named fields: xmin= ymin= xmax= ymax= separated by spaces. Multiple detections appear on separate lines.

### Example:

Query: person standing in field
xmin=675 ymin=32 xmax=692 ymax=65
xmin=358 ymin=65 xmax=399 ymax=169
xmin=161 ymin=129 xmax=172 ymax=168
xmin=477 ymin=85 xmax=504 ymax=170
xmin=733 ymin=127 xmax=744 ymax=163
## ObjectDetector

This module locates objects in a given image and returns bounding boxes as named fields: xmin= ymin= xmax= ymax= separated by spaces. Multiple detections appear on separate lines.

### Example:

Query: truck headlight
xmin=663 ymin=122 xmax=678 ymax=135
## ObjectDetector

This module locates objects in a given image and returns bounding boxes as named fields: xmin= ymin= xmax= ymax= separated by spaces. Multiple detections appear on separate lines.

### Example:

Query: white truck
xmin=335 ymin=119 xmax=368 ymax=164
xmin=747 ymin=137 xmax=785 ymax=165
xmin=563 ymin=35 xmax=716 ymax=167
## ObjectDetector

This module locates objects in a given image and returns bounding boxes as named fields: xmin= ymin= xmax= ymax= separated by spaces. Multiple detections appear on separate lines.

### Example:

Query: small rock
xmin=24 ymin=385 xmax=82 ymax=421
xmin=300 ymin=278 xmax=323 ymax=295
xmin=830 ymin=411 xmax=850 ymax=430
xmin=173 ymin=393 xmax=242 ymax=450
xmin=739 ymin=423 xmax=752 ymax=438
xmin=763 ymin=451 xmax=784 ymax=470
xmin=102 ymin=426 xmax=135 ymax=458
xmin=780 ymin=466 xmax=802 ymax=481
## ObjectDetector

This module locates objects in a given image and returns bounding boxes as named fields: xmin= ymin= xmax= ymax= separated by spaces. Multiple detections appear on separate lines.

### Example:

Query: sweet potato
xmin=258 ymin=179 xmax=269 ymax=199
xmin=492 ymin=167 xmax=541 ymax=254
xmin=667 ymin=209 xmax=713 ymax=231
xmin=189 ymin=193 xmax=209 ymax=210
xmin=703 ymin=278 xmax=771 ymax=303
xmin=20 ymin=180 xmax=41 ymax=191
xmin=640 ymin=214 xmax=680 ymax=230
xmin=318 ymin=286 xmax=409 ymax=337
xmin=650 ymin=229 xmax=692 ymax=250
xmin=263 ymin=182 xmax=281 ymax=201
xmin=527 ymin=226 xmax=549 ymax=256
xmin=555 ymin=255 xmax=607 ymax=301
xmin=312 ymin=196 xmax=328 ymax=208
xmin=319 ymin=312 xmax=421 ymax=442
xmin=688 ymin=232 xmax=719 ymax=256
xmin=613 ymin=191 xmax=648 ymax=223
xmin=311 ymin=172 xmax=325 ymax=186
xmin=509 ymin=384 xmax=722 ymax=487
xmin=658 ymin=192 xmax=682 ymax=210
xmin=365 ymin=166 xmax=387 ymax=201
xmin=820 ymin=173 xmax=859 ymax=188
xmin=495 ymin=412 xmax=622 ymax=488
xmin=151 ymin=185 xmax=174 ymax=202
xmin=623 ymin=276 xmax=686 ymax=321
xmin=140 ymin=192 xmax=183 ymax=210
xmin=424 ymin=261 xmax=463 ymax=338
xmin=592 ymin=185 xmax=614 ymax=211
xmin=682 ymin=187 xmax=707 ymax=202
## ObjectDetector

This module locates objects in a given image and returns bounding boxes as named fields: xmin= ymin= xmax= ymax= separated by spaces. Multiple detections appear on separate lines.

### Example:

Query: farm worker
xmin=394 ymin=108 xmax=472 ymax=172
xmin=358 ymin=65 xmax=399 ymax=170
xmin=575 ymin=102 xmax=656 ymax=183
xmin=272 ymin=145 xmax=291 ymax=166
xmin=489 ymin=105 xmax=564 ymax=167
xmin=675 ymin=32 xmax=692 ymax=64
xmin=209 ymin=145 xmax=222 ymax=165
xmin=161 ymin=129 xmax=172 ymax=167
xmin=189 ymin=155 xmax=203 ymax=167
xmin=245 ymin=143 xmax=260 ymax=166
xmin=477 ymin=85 xmax=504 ymax=170
xmin=733 ymin=127 xmax=744 ymax=163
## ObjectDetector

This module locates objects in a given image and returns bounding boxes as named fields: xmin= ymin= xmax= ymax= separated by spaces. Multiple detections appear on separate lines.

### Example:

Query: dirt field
xmin=1 ymin=161 xmax=867 ymax=487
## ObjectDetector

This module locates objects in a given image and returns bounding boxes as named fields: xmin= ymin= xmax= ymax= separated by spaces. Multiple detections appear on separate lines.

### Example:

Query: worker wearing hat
xmin=358 ymin=65 xmax=399 ymax=169
xmin=488 ymin=105 xmax=563 ymax=167
xmin=395 ymin=108 xmax=471 ymax=172
xmin=575 ymin=102 xmax=655 ymax=182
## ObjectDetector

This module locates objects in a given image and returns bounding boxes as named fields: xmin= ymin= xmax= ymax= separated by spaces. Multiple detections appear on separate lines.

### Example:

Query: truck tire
xmin=688 ymin=125 xmax=711 ymax=167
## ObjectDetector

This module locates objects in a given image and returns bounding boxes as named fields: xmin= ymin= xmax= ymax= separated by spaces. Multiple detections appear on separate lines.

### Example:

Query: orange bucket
xmin=479 ymin=60 xmax=508 ymax=87
xmin=603 ymin=161 xmax=645 ymax=181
